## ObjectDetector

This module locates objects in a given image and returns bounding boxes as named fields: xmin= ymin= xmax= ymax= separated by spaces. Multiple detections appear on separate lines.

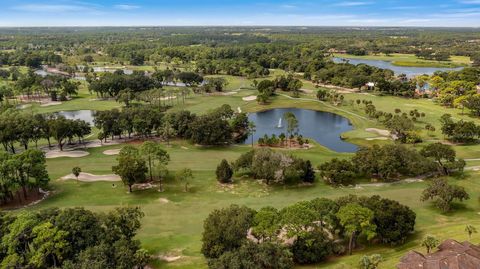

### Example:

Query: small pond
xmin=246 ymin=108 xmax=357 ymax=153
xmin=333 ymin=57 xmax=463 ymax=77
xmin=55 ymin=110 xmax=95 ymax=125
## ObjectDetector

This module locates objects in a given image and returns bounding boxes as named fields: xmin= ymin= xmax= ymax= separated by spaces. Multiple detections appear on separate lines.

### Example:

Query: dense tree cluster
xmin=319 ymin=143 xmax=464 ymax=185
xmin=0 ymin=149 xmax=49 ymax=205
xmin=94 ymin=104 xmax=249 ymax=145
xmin=440 ymin=113 xmax=480 ymax=142
xmin=0 ymin=110 xmax=90 ymax=152
xmin=0 ymin=207 xmax=149 ymax=268
xmin=14 ymin=70 xmax=79 ymax=101
xmin=0 ymin=50 xmax=62 ymax=68
xmin=112 ymin=142 xmax=170 ymax=192
xmin=233 ymin=148 xmax=315 ymax=185
xmin=202 ymin=195 xmax=415 ymax=268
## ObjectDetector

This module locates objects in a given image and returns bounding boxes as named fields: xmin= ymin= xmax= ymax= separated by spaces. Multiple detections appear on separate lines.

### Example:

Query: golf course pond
xmin=55 ymin=110 xmax=96 ymax=125
xmin=333 ymin=57 xmax=463 ymax=77
xmin=246 ymin=108 xmax=357 ymax=153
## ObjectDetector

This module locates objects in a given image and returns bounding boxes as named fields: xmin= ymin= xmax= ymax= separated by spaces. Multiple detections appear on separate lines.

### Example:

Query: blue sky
xmin=1 ymin=0 xmax=479 ymax=27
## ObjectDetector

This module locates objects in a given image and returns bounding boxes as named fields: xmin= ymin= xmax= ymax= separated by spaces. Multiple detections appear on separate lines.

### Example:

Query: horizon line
xmin=0 ymin=25 xmax=479 ymax=29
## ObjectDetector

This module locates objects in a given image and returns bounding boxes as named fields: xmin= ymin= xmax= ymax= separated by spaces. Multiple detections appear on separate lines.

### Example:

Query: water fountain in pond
xmin=277 ymin=118 xmax=283 ymax=128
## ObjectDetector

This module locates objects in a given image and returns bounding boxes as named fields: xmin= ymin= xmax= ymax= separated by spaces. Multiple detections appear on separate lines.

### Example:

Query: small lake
xmin=246 ymin=108 xmax=357 ymax=153
xmin=55 ymin=110 xmax=95 ymax=125
xmin=333 ymin=57 xmax=463 ymax=77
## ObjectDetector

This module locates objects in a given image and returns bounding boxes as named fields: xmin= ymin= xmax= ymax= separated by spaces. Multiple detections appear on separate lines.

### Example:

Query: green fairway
xmin=8 ymin=69 xmax=480 ymax=268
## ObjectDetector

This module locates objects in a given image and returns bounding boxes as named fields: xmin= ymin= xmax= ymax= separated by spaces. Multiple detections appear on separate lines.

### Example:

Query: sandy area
xmin=365 ymin=128 xmax=391 ymax=137
xmin=40 ymin=101 xmax=62 ymax=107
xmin=158 ymin=198 xmax=170 ymax=203
xmin=61 ymin=172 xmax=121 ymax=182
xmin=103 ymin=149 xmax=121 ymax=155
xmin=242 ymin=95 xmax=257 ymax=101
xmin=221 ymin=91 xmax=237 ymax=96
xmin=17 ymin=104 xmax=32 ymax=109
xmin=301 ymin=88 xmax=314 ymax=94
xmin=365 ymin=137 xmax=389 ymax=141
xmin=45 ymin=150 xmax=89 ymax=158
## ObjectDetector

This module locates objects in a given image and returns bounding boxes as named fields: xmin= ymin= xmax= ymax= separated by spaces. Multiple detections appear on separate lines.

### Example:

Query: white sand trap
xmin=181 ymin=146 xmax=189 ymax=150
xmin=61 ymin=172 xmax=120 ymax=182
xmin=221 ymin=91 xmax=237 ymax=96
xmin=18 ymin=104 xmax=32 ymax=109
xmin=160 ymin=96 xmax=177 ymax=101
xmin=242 ymin=95 xmax=257 ymax=101
xmin=159 ymin=255 xmax=182 ymax=262
xmin=366 ymin=128 xmax=391 ymax=137
xmin=158 ymin=198 xmax=170 ymax=203
xmin=40 ymin=101 xmax=62 ymax=107
xmin=46 ymin=150 xmax=89 ymax=158
xmin=365 ymin=137 xmax=389 ymax=141
xmin=301 ymin=88 xmax=314 ymax=94
xmin=237 ymin=106 xmax=242 ymax=113
xmin=84 ymin=140 xmax=121 ymax=148
xmin=103 ymin=149 xmax=121 ymax=155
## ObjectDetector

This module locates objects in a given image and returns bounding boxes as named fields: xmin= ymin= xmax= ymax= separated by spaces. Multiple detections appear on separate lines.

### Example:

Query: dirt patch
xmin=103 ymin=149 xmax=121 ymax=155
xmin=365 ymin=128 xmax=391 ymax=137
xmin=45 ymin=150 xmax=89 ymax=158
xmin=133 ymin=183 xmax=154 ymax=190
xmin=242 ymin=95 xmax=257 ymax=101
xmin=61 ymin=172 xmax=120 ymax=182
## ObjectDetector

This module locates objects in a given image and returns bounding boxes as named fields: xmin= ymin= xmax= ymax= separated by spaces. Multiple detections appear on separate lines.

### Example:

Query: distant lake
xmin=55 ymin=110 xmax=95 ymax=125
xmin=246 ymin=108 xmax=357 ymax=153
xmin=333 ymin=57 xmax=463 ymax=77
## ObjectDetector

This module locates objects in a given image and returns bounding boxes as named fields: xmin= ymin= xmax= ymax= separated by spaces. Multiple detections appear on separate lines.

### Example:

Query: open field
xmin=9 ymin=76 xmax=479 ymax=268
xmin=333 ymin=53 xmax=471 ymax=68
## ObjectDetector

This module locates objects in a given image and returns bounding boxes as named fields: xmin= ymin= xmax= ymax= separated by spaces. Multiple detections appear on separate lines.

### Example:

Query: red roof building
xmin=397 ymin=239 xmax=480 ymax=269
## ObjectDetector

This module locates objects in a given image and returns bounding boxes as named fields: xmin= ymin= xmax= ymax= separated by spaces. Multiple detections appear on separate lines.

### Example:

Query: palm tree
xmin=465 ymin=225 xmax=477 ymax=240
xmin=247 ymin=121 xmax=256 ymax=148
xmin=72 ymin=166 xmax=81 ymax=182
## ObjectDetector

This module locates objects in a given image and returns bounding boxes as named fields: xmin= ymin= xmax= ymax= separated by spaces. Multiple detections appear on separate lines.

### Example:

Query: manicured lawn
xmin=12 ymin=74 xmax=480 ymax=268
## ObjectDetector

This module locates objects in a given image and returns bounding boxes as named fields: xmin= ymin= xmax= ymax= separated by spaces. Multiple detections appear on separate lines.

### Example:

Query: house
xmin=397 ymin=239 xmax=480 ymax=269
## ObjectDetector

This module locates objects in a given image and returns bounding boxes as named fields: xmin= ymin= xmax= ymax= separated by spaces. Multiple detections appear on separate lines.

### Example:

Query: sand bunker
xmin=365 ymin=128 xmax=391 ymax=137
xmin=365 ymin=137 xmax=389 ymax=141
xmin=242 ymin=95 xmax=257 ymax=101
xmin=158 ymin=255 xmax=182 ymax=262
xmin=103 ymin=149 xmax=121 ymax=155
xmin=61 ymin=172 xmax=120 ymax=182
xmin=40 ymin=101 xmax=62 ymax=107
xmin=17 ymin=104 xmax=32 ymax=109
xmin=158 ymin=198 xmax=170 ymax=203
xmin=45 ymin=150 xmax=89 ymax=158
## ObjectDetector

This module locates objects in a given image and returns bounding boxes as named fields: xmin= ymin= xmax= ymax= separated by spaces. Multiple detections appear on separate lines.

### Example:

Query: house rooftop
xmin=397 ymin=239 xmax=480 ymax=269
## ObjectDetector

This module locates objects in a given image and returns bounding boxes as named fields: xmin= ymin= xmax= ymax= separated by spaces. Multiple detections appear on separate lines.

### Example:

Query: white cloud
xmin=114 ymin=4 xmax=140 ymax=10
